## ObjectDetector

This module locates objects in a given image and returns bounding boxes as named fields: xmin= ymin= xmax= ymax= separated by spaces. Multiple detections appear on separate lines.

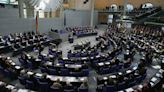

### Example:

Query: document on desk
xmin=27 ymin=71 xmax=34 ymax=75
xmin=150 ymin=82 xmax=155 ymax=87
xmin=36 ymin=73 xmax=42 ymax=77
xmin=126 ymin=70 xmax=132 ymax=74
xmin=15 ymin=66 xmax=21 ymax=69
xmin=151 ymin=77 xmax=157 ymax=82
xmin=103 ymin=77 xmax=108 ymax=80
xmin=125 ymin=88 xmax=134 ymax=92
xmin=109 ymin=75 xmax=116 ymax=78
xmin=156 ymin=73 xmax=162 ymax=78
xmin=98 ymin=62 xmax=104 ymax=66
xmin=18 ymin=89 xmax=29 ymax=92
xmin=6 ymin=85 xmax=15 ymax=89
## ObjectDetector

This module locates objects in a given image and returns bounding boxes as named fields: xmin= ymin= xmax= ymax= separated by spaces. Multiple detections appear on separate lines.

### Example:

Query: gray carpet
xmin=0 ymin=28 xmax=162 ymax=92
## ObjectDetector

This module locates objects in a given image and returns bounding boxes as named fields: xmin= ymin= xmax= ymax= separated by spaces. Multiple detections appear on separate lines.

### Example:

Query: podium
xmin=68 ymin=37 xmax=74 ymax=43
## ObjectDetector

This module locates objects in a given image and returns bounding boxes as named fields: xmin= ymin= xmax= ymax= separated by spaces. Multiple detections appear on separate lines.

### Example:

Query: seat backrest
xmin=18 ymin=76 xmax=26 ymax=85
xmin=78 ymin=88 xmax=88 ymax=92
xmin=26 ymin=80 xmax=34 ymax=85
xmin=118 ymin=82 xmax=125 ymax=90
xmin=26 ymin=80 xmax=35 ymax=89
xmin=38 ymin=81 xmax=49 ymax=92
xmin=64 ymin=89 xmax=74 ymax=92
xmin=103 ymin=85 xmax=115 ymax=92
xmin=48 ymin=68 xmax=57 ymax=75
xmin=50 ymin=86 xmax=60 ymax=92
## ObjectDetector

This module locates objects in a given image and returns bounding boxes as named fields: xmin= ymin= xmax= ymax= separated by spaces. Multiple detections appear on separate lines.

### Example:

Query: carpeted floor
xmin=0 ymin=27 xmax=162 ymax=92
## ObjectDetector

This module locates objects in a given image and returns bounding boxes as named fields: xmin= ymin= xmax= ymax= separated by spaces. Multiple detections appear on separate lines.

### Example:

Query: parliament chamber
xmin=0 ymin=0 xmax=163 ymax=92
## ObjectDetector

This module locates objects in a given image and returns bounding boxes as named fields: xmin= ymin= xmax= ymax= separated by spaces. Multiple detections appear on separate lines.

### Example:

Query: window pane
xmin=0 ymin=0 xmax=8 ymax=3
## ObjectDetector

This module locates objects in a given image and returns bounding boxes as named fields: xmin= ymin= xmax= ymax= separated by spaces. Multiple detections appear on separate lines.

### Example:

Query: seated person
xmin=107 ymin=78 xmax=115 ymax=85
xmin=19 ymin=53 xmax=29 ymax=66
xmin=0 ymin=54 xmax=7 ymax=62
xmin=33 ymin=43 xmax=44 ymax=54
xmin=124 ymin=58 xmax=132 ymax=68
xmin=0 ymin=36 xmax=5 ymax=43
xmin=20 ymin=69 xmax=28 ymax=79
xmin=0 ymin=55 xmax=9 ymax=68
xmin=138 ymin=67 xmax=146 ymax=75
xmin=12 ymin=43 xmax=21 ymax=51
xmin=20 ymin=40 xmax=27 ymax=47
xmin=142 ymin=82 xmax=152 ymax=92
xmin=31 ymin=31 xmax=35 ymax=35
xmin=68 ymin=35 xmax=74 ymax=43
xmin=51 ymin=79 xmax=62 ymax=90
xmin=28 ymin=39 xmax=34 ymax=45
xmin=34 ymin=38 xmax=39 ymax=43
xmin=28 ymin=35 xmax=34 ymax=40
xmin=0 ymin=81 xmax=7 ymax=92
xmin=15 ymin=37 xmax=21 ymax=42
xmin=39 ymin=73 xmax=51 ymax=84
xmin=64 ymin=82 xmax=74 ymax=90
xmin=79 ymin=82 xmax=88 ymax=89
xmin=26 ymin=74 xmax=36 ymax=84
xmin=138 ymin=59 xmax=146 ymax=68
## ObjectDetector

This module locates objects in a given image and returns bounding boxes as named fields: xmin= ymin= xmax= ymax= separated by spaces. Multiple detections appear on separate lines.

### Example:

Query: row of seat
xmin=66 ymin=26 xmax=98 ymax=37
xmin=67 ymin=49 xmax=99 ymax=58
xmin=0 ymin=52 xmax=88 ymax=92
xmin=0 ymin=32 xmax=52 ymax=56
xmin=40 ymin=62 xmax=89 ymax=77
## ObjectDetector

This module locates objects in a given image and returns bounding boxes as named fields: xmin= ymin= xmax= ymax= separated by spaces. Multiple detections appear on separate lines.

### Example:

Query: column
xmin=123 ymin=0 xmax=128 ymax=17
xmin=49 ymin=8 xmax=52 ymax=18
xmin=60 ymin=0 xmax=64 ymax=17
xmin=26 ymin=3 xmax=34 ymax=18
xmin=18 ymin=0 xmax=24 ymax=18
xmin=90 ymin=0 xmax=95 ymax=27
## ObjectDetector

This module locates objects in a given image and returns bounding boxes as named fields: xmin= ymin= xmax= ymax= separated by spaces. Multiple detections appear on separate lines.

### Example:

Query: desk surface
xmin=27 ymin=71 xmax=88 ymax=83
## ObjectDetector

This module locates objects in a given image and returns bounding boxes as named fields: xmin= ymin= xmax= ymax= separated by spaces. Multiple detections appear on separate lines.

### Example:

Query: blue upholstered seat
xmin=60 ymin=68 xmax=69 ymax=76
xmin=48 ymin=68 xmax=57 ymax=75
xmin=103 ymin=85 xmax=115 ymax=92
xmin=25 ymin=80 xmax=35 ymax=90
xmin=117 ymin=81 xmax=125 ymax=91
xmin=38 ymin=80 xmax=49 ymax=92
xmin=18 ymin=76 xmax=26 ymax=85
xmin=64 ymin=89 xmax=74 ymax=92
xmin=50 ymin=86 xmax=61 ymax=92
xmin=78 ymin=88 xmax=88 ymax=92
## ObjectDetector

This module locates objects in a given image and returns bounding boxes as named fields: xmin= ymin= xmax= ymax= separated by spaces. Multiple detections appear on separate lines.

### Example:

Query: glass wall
xmin=0 ymin=0 xmax=18 ymax=4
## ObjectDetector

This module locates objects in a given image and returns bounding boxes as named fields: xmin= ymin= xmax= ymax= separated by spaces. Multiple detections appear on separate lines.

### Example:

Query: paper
xmin=151 ymin=77 xmax=157 ymax=82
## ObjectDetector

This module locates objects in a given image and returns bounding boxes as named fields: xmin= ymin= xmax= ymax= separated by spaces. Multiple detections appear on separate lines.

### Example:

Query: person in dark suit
xmin=20 ymin=69 xmax=28 ymax=79
xmin=138 ymin=59 xmax=145 ymax=68
xmin=27 ymin=74 xmax=35 ymax=82
xmin=38 ymin=43 xmax=44 ymax=54
xmin=34 ymin=43 xmax=44 ymax=54
xmin=0 ymin=55 xmax=9 ymax=68
xmin=20 ymin=52 xmax=28 ymax=66
xmin=79 ymin=82 xmax=88 ymax=89
xmin=39 ymin=73 xmax=52 ymax=84
xmin=138 ymin=67 xmax=146 ymax=75
xmin=0 ymin=81 xmax=7 ymax=92
xmin=142 ymin=82 xmax=153 ymax=92
xmin=68 ymin=35 xmax=74 ymax=43
xmin=107 ymin=78 xmax=114 ymax=85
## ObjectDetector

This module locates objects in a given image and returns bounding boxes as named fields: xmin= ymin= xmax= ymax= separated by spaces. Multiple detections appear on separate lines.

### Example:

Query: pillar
xmin=18 ymin=0 xmax=24 ymax=18
xmin=123 ymin=0 xmax=128 ymax=17
xmin=26 ymin=3 xmax=34 ymax=18
xmin=90 ymin=0 xmax=95 ymax=27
